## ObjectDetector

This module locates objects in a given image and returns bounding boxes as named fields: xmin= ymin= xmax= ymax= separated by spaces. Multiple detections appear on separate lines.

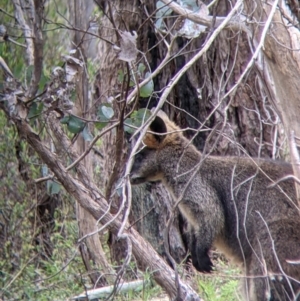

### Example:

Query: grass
xmin=195 ymin=253 xmax=242 ymax=301
xmin=106 ymin=252 xmax=241 ymax=301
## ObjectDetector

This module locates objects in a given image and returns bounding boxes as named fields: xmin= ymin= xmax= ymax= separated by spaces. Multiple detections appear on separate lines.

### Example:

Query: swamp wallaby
xmin=130 ymin=111 xmax=300 ymax=301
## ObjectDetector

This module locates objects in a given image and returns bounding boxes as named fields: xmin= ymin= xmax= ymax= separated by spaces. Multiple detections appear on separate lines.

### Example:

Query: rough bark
xmin=95 ymin=1 xmax=290 ymax=273
xmin=95 ymin=0 xmax=189 ymax=268
xmin=254 ymin=1 xmax=300 ymax=201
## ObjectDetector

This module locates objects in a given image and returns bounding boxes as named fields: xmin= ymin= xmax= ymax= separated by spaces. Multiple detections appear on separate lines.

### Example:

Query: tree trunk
xmin=69 ymin=0 xmax=115 ymax=286
xmin=95 ymin=0 xmax=288 ymax=271
xmin=252 ymin=0 xmax=300 ymax=201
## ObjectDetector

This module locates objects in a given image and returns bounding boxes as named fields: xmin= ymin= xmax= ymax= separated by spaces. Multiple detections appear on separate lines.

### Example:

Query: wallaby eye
xmin=133 ymin=152 xmax=145 ymax=166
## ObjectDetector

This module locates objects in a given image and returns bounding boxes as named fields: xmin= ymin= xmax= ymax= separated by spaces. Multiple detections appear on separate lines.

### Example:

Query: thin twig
xmin=222 ymin=0 xmax=280 ymax=100
xmin=152 ymin=0 xmax=244 ymax=120
xmin=66 ymin=121 xmax=120 ymax=171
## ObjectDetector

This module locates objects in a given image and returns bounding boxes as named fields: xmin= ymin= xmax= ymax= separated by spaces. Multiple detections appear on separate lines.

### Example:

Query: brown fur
xmin=130 ymin=111 xmax=300 ymax=300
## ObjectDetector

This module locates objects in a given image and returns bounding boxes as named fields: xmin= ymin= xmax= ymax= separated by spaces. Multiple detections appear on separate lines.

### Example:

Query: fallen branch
xmin=72 ymin=279 xmax=148 ymax=300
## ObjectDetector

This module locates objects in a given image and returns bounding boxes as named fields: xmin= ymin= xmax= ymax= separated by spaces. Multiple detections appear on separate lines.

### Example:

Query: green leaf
xmin=124 ymin=109 xmax=151 ymax=134
xmin=140 ymin=72 xmax=154 ymax=98
xmin=136 ymin=108 xmax=151 ymax=121
xmin=97 ymin=104 xmax=114 ymax=121
xmin=130 ymin=110 xmax=138 ymax=119
xmin=60 ymin=115 xmax=70 ymax=124
xmin=50 ymin=182 xmax=61 ymax=195
xmin=138 ymin=63 xmax=146 ymax=75
xmin=82 ymin=126 xmax=93 ymax=141
xmin=155 ymin=0 xmax=172 ymax=30
xmin=102 ymin=105 xmax=114 ymax=119
xmin=47 ymin=180 xmax=61 ymax=195
xmin=67 ymin=116 xmax=85 ymax=134
xmin=27 ymin=102 xmax=44 ymax=119
xmin=95 ymin=121 xmax=107 ymax=130
xmin=60 ymin=115 xmax=85 ymax=133
xmin=124 ymin=118 xmax=135 ymax=134
xmin=155 ymin=18 xmax=163 ymax=30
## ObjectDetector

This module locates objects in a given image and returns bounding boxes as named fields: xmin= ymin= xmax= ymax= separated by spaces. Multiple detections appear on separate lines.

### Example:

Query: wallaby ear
xmin=143 ymin=115 xmax=167 ymax=148
xmin=149 ymin=115 xmax=167 ymax=142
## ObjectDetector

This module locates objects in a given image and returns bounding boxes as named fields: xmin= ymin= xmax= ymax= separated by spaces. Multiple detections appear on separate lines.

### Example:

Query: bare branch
xmin=160 ymin=0 xmax=250 ymax=34
xmin=152 ymin=0 xmax=244 ymax=117
xmin=223 ymin=0 xmax=280 ymax=100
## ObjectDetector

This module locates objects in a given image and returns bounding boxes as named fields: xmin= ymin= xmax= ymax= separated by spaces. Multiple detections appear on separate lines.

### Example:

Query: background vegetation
xmin=1 ymin=0 xmax=300 ymax=300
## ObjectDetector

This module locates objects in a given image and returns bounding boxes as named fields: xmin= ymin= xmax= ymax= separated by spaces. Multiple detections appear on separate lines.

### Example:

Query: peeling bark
xmin=250 ymin=0 xmax=300 ymax=205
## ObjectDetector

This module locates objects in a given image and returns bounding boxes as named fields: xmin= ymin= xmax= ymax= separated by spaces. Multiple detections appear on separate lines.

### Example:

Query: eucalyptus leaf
xmin=95 ymin=121 xmax=107 ymax=130
xmin=60 ymin=115 xmax=70 ymax=124
xmin=47 ymin=180 xmax=61 ymax=195
xmin=82 ymin=126 xmax=93 ymax=141
xmin=138 ymin=63 xmax=146 ymax=75
xmin=124 ymin=118 xmax=135 ymax=134
xmin=98 ymin=104 xmax=114 ymax=121
xmin=67 ymin=116 xmax=85 ymax=134
xmin=97 ymin=108 xmax=108 ymax=122
xmin=136 ymin=108 xmax=151 ymax=121
xmin=102 ymin=105 xmax=114 ymax=119
xmin=176 ymin=0 xmax=208 ymax=38
xmin=140 ymin=72 xmax=154 ymax=98
xmin=28 ymin=102 xmax=44 ymax=119
xmin=124 ymin=109 xmax=151 ymax=134
xmin=155 ymin=18 xmax=163 ymax=30
xmin=155 ymin=0 xmax=172 ymax=30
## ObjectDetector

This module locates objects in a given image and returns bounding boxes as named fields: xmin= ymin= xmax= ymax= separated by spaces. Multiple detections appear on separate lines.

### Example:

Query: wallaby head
xmin=130 ymin=111 xmax=190 ymax=186
xmin=130 ymin=111 xmax=217 ymax=274
xmin=130 ymin=147 xmax=161 ymax=185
